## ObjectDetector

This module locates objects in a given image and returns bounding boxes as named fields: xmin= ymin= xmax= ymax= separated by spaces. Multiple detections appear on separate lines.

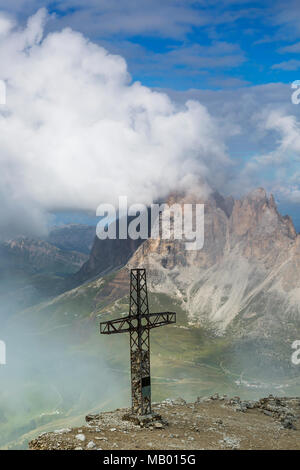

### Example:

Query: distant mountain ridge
xmin=0 ymin=237 xmax=88 ymax=277
xmin=0 ymin=225 xmax=92 ymax=315
xmin=47 ymin=224 xmax=95 ymax=254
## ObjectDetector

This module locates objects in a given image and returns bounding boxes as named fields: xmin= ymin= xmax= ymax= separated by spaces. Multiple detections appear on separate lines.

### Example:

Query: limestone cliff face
xmin=127 ymin=188 xmax=300 ymax=336
xmin=228 ymin=188 xmax=296 ymax=263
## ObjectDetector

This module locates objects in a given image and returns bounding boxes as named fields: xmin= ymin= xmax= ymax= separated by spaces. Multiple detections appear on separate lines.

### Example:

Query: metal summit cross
xmin=100 ymin=268 xmax=176 ymax=416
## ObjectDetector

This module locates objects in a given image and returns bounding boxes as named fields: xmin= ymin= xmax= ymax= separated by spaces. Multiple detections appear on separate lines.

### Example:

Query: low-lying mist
xmin=0 ymin=288 xmax=128 ymax=449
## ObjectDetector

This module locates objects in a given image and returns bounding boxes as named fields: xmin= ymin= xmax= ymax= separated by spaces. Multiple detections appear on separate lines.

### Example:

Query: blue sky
xmin=1 ymin=0 xmax=300 ymax=90
xmin=0 ymin=1 xmax=299 ymax=231
xmin=16 ymin=0 xmax=300 ymax=90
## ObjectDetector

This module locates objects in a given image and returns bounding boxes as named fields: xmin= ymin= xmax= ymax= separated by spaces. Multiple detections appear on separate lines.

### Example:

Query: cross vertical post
xmin=129 ymin=269 xmax=151 ymax=414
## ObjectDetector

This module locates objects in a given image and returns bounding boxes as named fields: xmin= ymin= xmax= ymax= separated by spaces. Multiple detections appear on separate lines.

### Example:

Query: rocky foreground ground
xmin=29 ymin=395 xmax=300 ymax=450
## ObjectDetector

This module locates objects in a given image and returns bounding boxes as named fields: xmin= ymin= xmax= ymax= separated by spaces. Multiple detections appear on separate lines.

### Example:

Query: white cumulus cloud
xmin=0 ymin=8 xmax=231 ymax=238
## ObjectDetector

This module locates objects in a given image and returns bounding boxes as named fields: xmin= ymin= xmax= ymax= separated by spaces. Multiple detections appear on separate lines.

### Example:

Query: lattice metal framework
xmin=100 ymin=268 xmax=176 ymax=415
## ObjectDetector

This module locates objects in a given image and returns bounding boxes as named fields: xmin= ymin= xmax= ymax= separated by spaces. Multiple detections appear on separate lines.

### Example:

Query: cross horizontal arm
xmin=100 ymin=312 xmax=176 ymax=335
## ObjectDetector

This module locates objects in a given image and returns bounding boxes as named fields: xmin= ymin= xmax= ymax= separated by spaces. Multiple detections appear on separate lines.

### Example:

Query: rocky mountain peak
xmin=126 ymin=187 xmax=300 ymax=334
xmin=74 ymin=186 xmax=299 ymax=337
xmin=244 ymin=187 xmax=267 ymax=201
xmin=229 ymin=188 xmax=297 ymax=253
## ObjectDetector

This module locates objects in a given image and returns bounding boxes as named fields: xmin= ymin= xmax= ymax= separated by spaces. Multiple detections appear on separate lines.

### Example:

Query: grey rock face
xmin=127 ymin=188 xmax=300 ymax=343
